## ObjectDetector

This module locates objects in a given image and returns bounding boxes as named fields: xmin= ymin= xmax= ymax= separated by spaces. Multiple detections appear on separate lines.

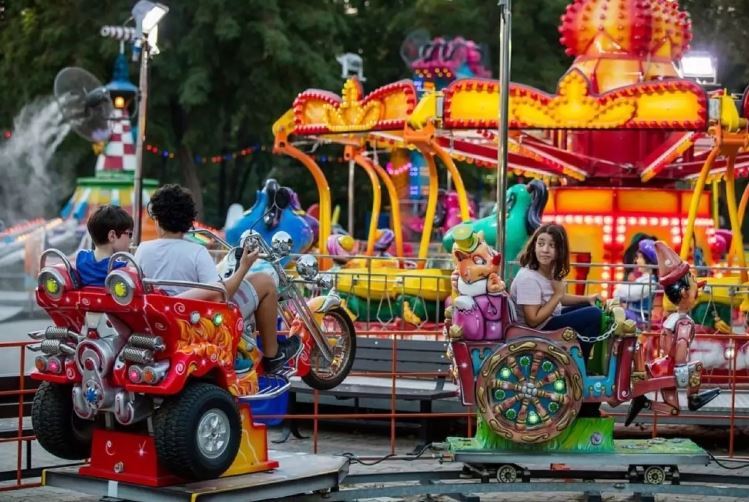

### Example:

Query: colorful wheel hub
xmin=475 ymin=339 xmax=583 ymax=443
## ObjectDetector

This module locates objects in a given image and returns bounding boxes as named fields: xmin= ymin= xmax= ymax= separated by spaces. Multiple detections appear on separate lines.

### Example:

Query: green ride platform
xmin=443 ymin=418 xmax=709 ymax=467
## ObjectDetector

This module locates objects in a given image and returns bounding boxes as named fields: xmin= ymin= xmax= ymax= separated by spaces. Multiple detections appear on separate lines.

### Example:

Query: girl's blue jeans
xmin=544 ymin=303 xmax=602 ymax=361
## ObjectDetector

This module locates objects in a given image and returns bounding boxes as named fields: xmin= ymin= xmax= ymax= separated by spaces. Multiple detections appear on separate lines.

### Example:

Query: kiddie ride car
xmin=28 ymin=231 xmax=355 ymax=486
xmin=440 ymin=227 xmax=719 ymax=484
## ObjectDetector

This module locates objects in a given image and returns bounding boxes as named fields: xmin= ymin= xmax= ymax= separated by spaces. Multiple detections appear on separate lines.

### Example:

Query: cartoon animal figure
xmin=443 ymin=180 xmax=548 ymax=278
xmin=225 ymin=179 xmax=314 ymax=255
xmin=627 ymin=241 xmax=720 ymax=424
xmin=446 ymin=225 xmax=506 ymax=341
xmin=327 ymin=234 xmax=360 ymax=265
xmin=374 ymin=229 xmax=395 ymax=256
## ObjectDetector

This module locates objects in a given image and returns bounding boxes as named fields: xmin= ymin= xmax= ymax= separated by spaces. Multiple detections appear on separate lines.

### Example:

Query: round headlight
xmin=296 ymin=254 xmax=319 ymax=281
xmin=105 ymin=271 xmax=135 ymax=306
xmin=46 ymin=356 xmax=63 ymax=374
xmin=271 ymin=231 xmax=293 ymax=256
xmin=128 ymin=365 xmax=143 ymax=383
xmin=38 ymin=270 xmax=65 ymax=300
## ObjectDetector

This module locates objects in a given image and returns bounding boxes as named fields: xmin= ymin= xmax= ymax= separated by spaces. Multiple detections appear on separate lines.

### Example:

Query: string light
xmin=142 ymin=142 xmax=347 ymax=165
xmin=386 ymin=161 xmax=412 ymax=176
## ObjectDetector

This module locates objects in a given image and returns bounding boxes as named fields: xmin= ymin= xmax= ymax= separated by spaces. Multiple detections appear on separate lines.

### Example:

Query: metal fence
xmin=1 ymin=254 xmax=749 ymax=489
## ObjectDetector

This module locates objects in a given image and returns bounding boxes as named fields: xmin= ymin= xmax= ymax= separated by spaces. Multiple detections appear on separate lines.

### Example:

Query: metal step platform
xmin=444 ymin=437 xmax=711 ymax=467
xmin=42 ymin=451 xmax=349 ymax=502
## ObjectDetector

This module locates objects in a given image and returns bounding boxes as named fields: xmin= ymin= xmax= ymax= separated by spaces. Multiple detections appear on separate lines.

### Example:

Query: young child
xmin=510 ymin=223 xmax=602 ymax=360
xmin=510 ymin=223 xmax=603 ymax=417
xmin=612 ymin=238 xmax=657 ymax=324
xmin=76 ymin=205 xmax=134 ymax=287
xmin=134 ymin=184 xmax=301 ymax=374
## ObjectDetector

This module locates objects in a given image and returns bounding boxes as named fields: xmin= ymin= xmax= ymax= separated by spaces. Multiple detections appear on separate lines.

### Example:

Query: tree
xmin=682 ymin=0 xmax=749 ymax=92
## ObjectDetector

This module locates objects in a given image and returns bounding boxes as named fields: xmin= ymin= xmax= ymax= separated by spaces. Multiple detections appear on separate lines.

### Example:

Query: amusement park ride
xmin=25 ymin=0 xmax=749 ymax=499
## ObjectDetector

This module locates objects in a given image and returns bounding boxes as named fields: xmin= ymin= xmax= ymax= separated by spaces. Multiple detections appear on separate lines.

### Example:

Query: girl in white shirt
xmin=612 ymin=238 xmax=657 ymax=324
xmin=510 ymin=223 xmax=602 ymax=360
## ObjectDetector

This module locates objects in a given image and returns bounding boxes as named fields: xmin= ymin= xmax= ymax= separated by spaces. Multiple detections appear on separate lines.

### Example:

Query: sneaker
xmin=234 ymin=355 xmax=253 ymax=374
xmin=262 ymin=336 xmax=303 ymax=374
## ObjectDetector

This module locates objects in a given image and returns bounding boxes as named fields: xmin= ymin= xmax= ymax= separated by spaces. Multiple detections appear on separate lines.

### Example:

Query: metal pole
xmin=496 ymin=0 xmax=512 ymax=281
xmin=348 ymin=159 xmax=355 ymax=235
xmin=133 ymin=39 xmax=150 ymax=245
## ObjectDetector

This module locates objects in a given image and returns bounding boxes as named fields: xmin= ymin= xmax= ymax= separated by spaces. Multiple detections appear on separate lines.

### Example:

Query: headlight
xmin=296 ymin=254 xmax=319 ymax=281
xmin=46 ymin=356 xmax=63 ymax=374
xmin=105 ymin=271 xmax=135 ymax=306
xmin=271 ymin=231 xmax=293 ymax=256
xmin=128 ymin=365 xmax=144 ymax=383
xmin=34 ymin=356 xmax=47 ymax=372
xmin=38 ymin=269 xmax=65 ymax=300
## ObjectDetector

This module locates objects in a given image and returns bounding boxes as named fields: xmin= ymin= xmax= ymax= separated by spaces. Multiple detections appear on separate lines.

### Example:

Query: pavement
xmin=2 ymin=418 xmax=749 ymax=501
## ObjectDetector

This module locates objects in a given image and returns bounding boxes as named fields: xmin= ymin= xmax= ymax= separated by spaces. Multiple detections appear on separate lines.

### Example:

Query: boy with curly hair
xmin=134 ymin=184 xmax=300 ymax=374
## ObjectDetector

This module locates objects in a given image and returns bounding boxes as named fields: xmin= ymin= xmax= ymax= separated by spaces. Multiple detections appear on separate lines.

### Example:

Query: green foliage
xmin=1 ymin=0 xmax=748 ymax=227
xmin=682 ymin=0 xmax=749 ymax=91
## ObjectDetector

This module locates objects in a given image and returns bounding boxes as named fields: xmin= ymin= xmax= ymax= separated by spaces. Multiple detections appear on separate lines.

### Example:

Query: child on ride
xmin=612 ymin=238 xmax=657 ymax=324
xmin=134 ymin=184 xmax=301 ymax=374
xmin=510 ymin=223 xmax=602 ymax=361
xmin=76 ymin=205 xmax=134 ymax=287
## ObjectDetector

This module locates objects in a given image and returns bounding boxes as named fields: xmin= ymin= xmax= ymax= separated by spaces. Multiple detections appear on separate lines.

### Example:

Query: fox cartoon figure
xmin=447 ymin=225 xmax=506 ymax=341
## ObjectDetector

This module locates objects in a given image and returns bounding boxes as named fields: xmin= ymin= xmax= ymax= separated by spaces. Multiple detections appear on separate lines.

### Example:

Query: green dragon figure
xmin=443 ymin=180 xmax=548 ymax=279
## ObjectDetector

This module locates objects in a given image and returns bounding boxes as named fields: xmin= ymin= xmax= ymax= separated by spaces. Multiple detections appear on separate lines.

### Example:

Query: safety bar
xmin=188 ymin=229 xmax=232 ymax=250
xmin=39 ymin=249 xmax=73 ymax=271
xmin=108 ymin=251 xmax=143 ymax=276
xmin=142 ymin=279 xmax=229 ymax=303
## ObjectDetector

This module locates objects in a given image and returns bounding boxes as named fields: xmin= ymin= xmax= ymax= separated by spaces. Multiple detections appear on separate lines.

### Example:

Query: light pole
xmin=496 ymin=0 xmax=512 ymax=281
xmin=337 ymin=53 xmax=366 ymax=236
xmin=131 ymin=1 xmax=168 ymax=245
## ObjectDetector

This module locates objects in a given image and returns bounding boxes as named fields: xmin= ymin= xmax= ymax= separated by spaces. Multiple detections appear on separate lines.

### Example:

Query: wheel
xmin=643 ymin=465 xmax=666 ymax=485
xmin=32 ymin=382 xmax=94 ymax=460
xmin=475 ymin=338 xmax=583 ymax=444
xmin=496 ymin=464 xmax=519 ymax=483
xmin=302 ymin=307 xmax=357 ymax=390
xmin=153 ymin=381 xmax=241 ymax=480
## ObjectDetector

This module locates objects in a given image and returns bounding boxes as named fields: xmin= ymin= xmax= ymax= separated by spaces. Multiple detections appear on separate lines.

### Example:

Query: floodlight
xmin=132 ymin=1 xmax=168 ymax=36
xmin=680 ymin=52 xmax=717 ymax=84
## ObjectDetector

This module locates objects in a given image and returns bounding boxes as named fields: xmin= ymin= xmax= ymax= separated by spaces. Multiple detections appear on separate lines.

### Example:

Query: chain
xmin=576 ymin=320 xmax=617 ymax=344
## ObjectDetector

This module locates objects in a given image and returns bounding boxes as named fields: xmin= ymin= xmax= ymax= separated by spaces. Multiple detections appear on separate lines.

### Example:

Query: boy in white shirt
xmin=135 ymin=184 xmax=301 ymax=373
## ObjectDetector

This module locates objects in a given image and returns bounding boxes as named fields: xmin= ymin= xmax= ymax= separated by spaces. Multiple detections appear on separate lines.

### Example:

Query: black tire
xmin=153 ymin=381 xmax=241 ymax=480
xmin=31 ymin=382 xmax=93 ymax=460
xmin=302 ymin=306 xmax=357 ymax=390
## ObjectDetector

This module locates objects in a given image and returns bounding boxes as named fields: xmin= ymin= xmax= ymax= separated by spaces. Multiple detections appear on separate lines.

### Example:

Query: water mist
xmin=0 ymin=97 xmax=71 ymax=226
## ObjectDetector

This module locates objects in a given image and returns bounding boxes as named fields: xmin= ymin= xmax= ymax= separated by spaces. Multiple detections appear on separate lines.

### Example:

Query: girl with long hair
xmin=510 ymin=223 xmax=602 ymax=360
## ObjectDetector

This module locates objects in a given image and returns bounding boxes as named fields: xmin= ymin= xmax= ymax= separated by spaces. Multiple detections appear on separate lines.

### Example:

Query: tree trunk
xmin=218 ymin=150 xmax=227 ymax=217
xmin=170 ymin=99 xmax=204 ymax=220
xmin=178 ymin=144 xmax=204 ymax=220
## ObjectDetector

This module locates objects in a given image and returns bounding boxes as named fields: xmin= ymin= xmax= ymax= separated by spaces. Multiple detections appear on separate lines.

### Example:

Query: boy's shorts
xmin=233 ymin=280 xmax=259 ymax=319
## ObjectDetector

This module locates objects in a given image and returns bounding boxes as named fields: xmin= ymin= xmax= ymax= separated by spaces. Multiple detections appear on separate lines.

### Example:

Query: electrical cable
xmin=340 ymin=442 xmax=434 ymax=466
xmin=707 ymin=451 xmax=749 ymax=470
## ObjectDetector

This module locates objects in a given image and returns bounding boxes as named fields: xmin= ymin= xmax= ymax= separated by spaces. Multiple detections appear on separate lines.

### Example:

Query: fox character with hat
xmin=626 ymin=241 xmax=719 ymax=425
xmin=445 ymin=224 xmax=506 ymax=341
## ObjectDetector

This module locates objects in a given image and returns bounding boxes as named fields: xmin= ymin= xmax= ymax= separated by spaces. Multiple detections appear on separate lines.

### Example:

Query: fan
xmin=53 ymin=67 xmax=114 ymax=142
xmin=399 ymin=29 xmax=431 ymax=68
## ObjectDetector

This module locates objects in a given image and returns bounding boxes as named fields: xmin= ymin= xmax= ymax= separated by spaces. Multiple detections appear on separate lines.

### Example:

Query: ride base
xmin=44 ymin=451 xmax=348 ymax=502
xmin=444 ymin=418 xmax=709 ymax=469
xmin=78 ymin=403 xmax=278 ymax=487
